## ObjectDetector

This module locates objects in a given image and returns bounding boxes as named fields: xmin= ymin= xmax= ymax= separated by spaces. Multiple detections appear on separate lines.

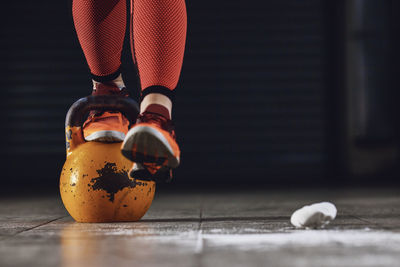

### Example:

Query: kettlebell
xmin=60 ymin=95 xmax=156 ymax=222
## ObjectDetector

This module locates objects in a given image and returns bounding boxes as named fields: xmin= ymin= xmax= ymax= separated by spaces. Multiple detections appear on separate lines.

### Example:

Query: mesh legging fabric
xmin=72 ymin=0 xmax=126 ymax=77
xmin=73 ymin=0 xmax=187 ymax=91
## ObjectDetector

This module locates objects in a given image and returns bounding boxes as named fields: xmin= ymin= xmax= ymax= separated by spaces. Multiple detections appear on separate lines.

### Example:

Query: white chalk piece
xmin=290 ymin=202 xmax=337 ymax=228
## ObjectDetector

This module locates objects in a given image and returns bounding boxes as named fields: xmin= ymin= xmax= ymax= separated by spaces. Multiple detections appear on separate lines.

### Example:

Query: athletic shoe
xmin=83 ymin=84 xmax=130 ymax=142
xmin=121 ymin=107 xmax=180 ymax=181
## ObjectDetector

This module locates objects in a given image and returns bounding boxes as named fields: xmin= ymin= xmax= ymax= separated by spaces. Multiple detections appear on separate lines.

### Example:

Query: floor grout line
xmin=194 ymin=196 xmax=204 ymax=267
xmin=15 ymin=216 xmax=67 ymax=235
xmin=347 ymin=214 xmax=376 ymax=224
xmin=347 ymin=214 xmax=400 ymax=231
xmin=140 ymin=215 xmax=293 ymax=223
xmin=0 ymin=215 xmax=67 ymax=241
xmin=195 ymin=204 xmax=204 ymax=254
xmin=340 ymin=212 xmax=382 ymax=226
xmin=342 ymin=213 xmax=398 ymax=231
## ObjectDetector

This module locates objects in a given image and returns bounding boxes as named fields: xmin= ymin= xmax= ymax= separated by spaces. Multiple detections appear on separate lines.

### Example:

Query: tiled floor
xmin=1 ymin=188 xmax=400 ymax=267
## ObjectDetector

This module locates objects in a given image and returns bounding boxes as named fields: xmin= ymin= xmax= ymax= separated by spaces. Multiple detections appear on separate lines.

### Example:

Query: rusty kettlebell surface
xmin=60 ymin=96 xmax=155 ymax=222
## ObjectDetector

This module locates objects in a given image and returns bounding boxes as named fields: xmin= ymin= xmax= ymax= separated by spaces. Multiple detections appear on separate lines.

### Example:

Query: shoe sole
xmin=85 ymin=130 xmax=125 ymax=142
xmin=121 ymin=126 xmax=180 ymax=168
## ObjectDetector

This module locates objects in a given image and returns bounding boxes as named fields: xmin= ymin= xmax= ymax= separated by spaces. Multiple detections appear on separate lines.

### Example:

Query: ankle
xmin=142 ymin=104 xmax=171 ymax=120
xmin=140 ymin=93 xmax=172 ymax=119
xmin=92 ymin=74 xmax=125 ymax=90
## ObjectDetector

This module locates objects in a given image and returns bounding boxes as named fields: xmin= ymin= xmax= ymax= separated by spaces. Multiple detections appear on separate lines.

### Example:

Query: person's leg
xmin=132 ymin=0 xmax=187 ymax=116
xmin=73 ymin=0 xmax=130 ymax=142
xmin=121 ymin=0 xmax=187 ymax=180
xmin=73 ymin=0 xmax=126 ymax=82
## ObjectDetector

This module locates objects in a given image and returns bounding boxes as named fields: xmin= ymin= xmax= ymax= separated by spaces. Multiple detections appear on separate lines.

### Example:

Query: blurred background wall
xmin=1 ymin=0 xmax=399 ymax=192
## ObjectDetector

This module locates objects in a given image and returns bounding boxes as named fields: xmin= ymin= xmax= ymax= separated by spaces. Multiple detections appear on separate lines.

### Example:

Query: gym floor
xmin=1 ymin=188 xmax=400 ymax=267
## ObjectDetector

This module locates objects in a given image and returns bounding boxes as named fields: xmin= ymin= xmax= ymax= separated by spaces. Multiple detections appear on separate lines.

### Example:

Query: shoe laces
xmin=137 ymin=112 xmax=176 ymax=139
xmin=83 ymin=87 xmax=130 ymax=128
xmin=83 ymin=111 xmax=128 ymax=128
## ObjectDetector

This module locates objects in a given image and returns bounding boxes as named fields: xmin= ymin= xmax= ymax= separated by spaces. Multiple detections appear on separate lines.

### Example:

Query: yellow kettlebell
xmin=60 ymin=95 xmax=155 ymax=222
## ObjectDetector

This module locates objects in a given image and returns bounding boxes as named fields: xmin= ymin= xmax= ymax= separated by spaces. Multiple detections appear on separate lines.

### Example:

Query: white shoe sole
xmin=85 ymin=130 xmax=125 ymax=142
xmin=121 ymin=125 xmax=179 ymax=168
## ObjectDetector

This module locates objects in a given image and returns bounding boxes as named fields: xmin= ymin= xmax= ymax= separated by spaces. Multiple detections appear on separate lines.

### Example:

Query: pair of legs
xmin=72 ymin=0 xmax=186 ymax=180
xmin=73 ymin=0 xmax=186 ymax=112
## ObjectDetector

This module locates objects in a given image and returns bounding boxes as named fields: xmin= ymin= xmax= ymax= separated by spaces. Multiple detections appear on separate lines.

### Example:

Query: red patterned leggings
xmin=72 ymin=0 xmax=187 ymax=93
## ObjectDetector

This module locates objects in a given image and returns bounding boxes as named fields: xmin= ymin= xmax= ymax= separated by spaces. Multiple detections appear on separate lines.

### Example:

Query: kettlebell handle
xmin=65 ymin=95 xmax=139 ymax=155
xmin=66 ymin=95 xmax=139 ymax=127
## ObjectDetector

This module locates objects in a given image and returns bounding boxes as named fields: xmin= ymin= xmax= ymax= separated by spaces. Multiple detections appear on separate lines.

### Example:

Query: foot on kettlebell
xmin=121 ymin=104 xmax=180 ymax=181
xmin=83 ymin=83 xmax=130 ymax=142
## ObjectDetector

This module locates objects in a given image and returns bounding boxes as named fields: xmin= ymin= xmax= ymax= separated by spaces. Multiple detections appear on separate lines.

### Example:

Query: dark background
xmin=1 ymin=0 xmax=399 ymax=193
